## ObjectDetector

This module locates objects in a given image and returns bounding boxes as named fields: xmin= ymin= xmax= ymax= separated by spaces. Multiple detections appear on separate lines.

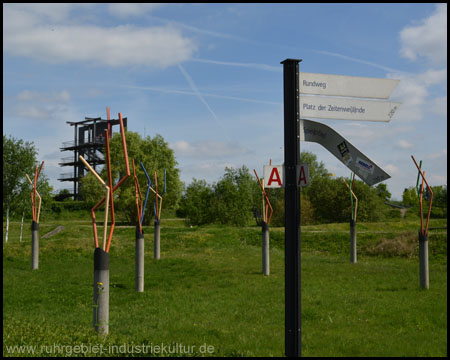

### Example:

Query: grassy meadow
xmin=3 ymin=213 xmax=447 ymax=357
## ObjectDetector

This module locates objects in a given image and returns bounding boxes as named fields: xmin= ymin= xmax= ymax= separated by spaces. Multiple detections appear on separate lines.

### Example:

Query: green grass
xmin=3 ymin=215 xmax=447 ymax=357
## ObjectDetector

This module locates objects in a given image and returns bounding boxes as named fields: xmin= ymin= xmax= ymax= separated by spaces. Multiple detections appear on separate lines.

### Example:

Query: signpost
xmin=281 ymin=58 xmax=302 ymax=358
xmin=281 ymin=59 xmax=400 ymax=357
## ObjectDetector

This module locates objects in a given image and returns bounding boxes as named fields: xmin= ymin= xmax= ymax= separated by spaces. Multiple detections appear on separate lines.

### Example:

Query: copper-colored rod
xmin=33 ymin=165 xmax=38 ymax=221
xmin=102 ymin=186 xmax=110 ymax=251
xmin=36 ymin=161 xmax=44 ymax=181
xmin=105 ymin=129 xmax=115 ymax=249
xmin=419 ymin=173 xmax=425 ymax=234
xmin=105 ymin=112 xmax=130 ymax=253
xmin=91 ymin=112 xmax=130 ymax=213
xmin=26 ymin=174 xmax=42 ymax=223
xmin=107 ymin=106 xmax=111 ymax=139
xmin=253 ymin=169 xmax=273 ymax=225
xmin=412 ymin=155 xmax=434 ymax=236
xmin=254 ymin=170 xmax=265 ymax=207
xmin=79 ymin=155 xmax=108 ymax=249
xmin=87 ymin=112 xmax=129 ymax=252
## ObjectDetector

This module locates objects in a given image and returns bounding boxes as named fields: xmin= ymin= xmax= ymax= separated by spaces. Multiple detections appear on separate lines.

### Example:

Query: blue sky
xmin=3 ymin=3 xmax=447 ymax=201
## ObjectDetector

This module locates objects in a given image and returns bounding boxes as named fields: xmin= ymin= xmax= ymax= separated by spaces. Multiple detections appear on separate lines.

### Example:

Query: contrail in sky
xmin=190 ymin=58 xmax=281 ymax=72
xmin=121 ymin=84 xmax=282 ymax=105
xmin=177 ymin=63 xmax=229 ymax=137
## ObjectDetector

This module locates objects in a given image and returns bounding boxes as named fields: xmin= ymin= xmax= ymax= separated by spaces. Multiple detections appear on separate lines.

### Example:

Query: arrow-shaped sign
xmin=299 ymin=119 xmax=390 ymax=186
xmin=300 ymin=72 xmax=399 ymax=99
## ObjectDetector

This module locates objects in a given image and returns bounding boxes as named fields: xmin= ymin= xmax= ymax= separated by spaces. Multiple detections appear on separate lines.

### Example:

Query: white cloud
xmin=13 ymin=89 xmax=73 ymax=122
xmin=108 ymin=3 xmax=165 ymax=17
xmin=16 ymin=105 xmax=50 ymax=119
xmin=396 ymin=139 xmax=413 ymax=150
xmin=399 ymin=3 xmax=447 ymax=66
xmin=388 ymin=68 xmax=447 ymax=123
xmin=430 ymin=96 xmax=447 ymax=117
xmin=384 ymin=164 xmax=399 ymax=175
xmin=17 ymin=90 xmax=71 ymax=102
xmin=424 ymin=149 xmax=447 ymax=161
xmin=3 ymin=4 xmax=197 ymax=68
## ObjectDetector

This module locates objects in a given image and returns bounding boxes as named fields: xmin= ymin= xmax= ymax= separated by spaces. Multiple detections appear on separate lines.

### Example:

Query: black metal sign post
xmin=281 ymin=58 xmax=302 ymax=357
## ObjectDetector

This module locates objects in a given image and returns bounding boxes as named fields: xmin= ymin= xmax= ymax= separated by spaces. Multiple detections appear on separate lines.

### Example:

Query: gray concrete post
xmin=418 ymin=231 xmax=429 ymax=289
xmin=350 ymin=219 xmax=357 ymax=264
xmin=31 ymin=221 xmax=39 ymax=270
xmin=135 ymin=226 xmax=144 ymax=292
xmin=154 ymin=219 xmax=160 ymax=260
xmin=262 ymin=221 xmax=270 ymax=276
xmin=93 ymin=248 xmax=109 ymax=335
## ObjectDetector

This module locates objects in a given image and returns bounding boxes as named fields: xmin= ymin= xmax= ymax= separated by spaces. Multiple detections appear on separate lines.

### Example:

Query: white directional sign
xmin=299 ymin=71 xmax=401 ymax=122
xmin=299 ymin=119 xmax=390 ymax=186
xmin=263 ymin=164 xmax=310 ymax=188
xmin=300 ymin=72 xmax=399 ymax=99
xmin=300 ymin=96 xmax=400 ymax=122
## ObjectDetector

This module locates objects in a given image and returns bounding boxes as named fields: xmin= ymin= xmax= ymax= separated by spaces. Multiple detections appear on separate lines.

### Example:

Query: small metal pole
xmin=31 ymin=221 xmax=39 ymax=270
xmin=418 ymin=231 xmax=429 ymax=289
xmin=93 ymin=247 xmax=109 ymax=335
xmin=262 ymin=221 xmax=270 ymax=276
xmin=154 ymin=218 xmax=161 ymax=260
xmin=135 ymin=226 xmax=144 ymax=292
xmin=350 ymin=219 xmax=357 ymax=263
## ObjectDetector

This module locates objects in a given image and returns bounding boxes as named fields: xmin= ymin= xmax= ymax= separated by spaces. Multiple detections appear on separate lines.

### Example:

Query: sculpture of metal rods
xmin=27 ymin=161 xmax=44 ymax=270
xmin=132 ymin=159 xmax=153 ymax=291
xmin=342 ymin=173 xmax=358 ymax=263
xmin=411 ymin=155 xmax=434 ymax=289
xmin=254 ymin=166 xmax=273 ymax=276
xmin=78 ymin=108 xmax=130 ymax=335
xmin=141 ymin=166 xmax=166 ymax=259
xmin=81 ymin=110 xmax=130 ymax=253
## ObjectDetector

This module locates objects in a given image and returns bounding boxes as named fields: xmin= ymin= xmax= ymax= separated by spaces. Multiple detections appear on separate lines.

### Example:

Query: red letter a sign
xmin=264 ymin=165 xmax=284 ymax=188
xmin=268 ymin=167 xmax=282 ymax=187
xmin=296 ymin=164 xmax=310 ymax=187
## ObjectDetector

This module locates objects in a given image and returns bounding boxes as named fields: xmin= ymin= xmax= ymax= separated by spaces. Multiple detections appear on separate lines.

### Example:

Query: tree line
xmin=4 ymin=133 xmax=447 ymax=234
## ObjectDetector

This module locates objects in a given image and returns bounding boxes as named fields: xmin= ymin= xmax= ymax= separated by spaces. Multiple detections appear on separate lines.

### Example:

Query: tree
xmin=3 ymin=135 xmax=52 ymax=242
xmin=402 ymin=187 xmax=418 ymax=207
xmin=211 ymin=166 xmax=259 ymax=226
xmin=178 ymin=165 xmax=260 ymax=227
xmin=79 ymin=131 xmax=182 ymax=225
xmin=177 ymin=179 xmax=214 ymax=225
xmin=375 ymin=183 xmax=392 ymax=201
xmin=308 ymin=176 xmax=349 ymax=223
xmin=307 ymin=176 xmax=388 ymax=223
xmin=300 ymin=151 xmax=329 ymax=180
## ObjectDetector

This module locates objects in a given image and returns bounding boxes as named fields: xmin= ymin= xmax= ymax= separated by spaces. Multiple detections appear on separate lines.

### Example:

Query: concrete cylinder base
xmin=93 ymin=248 xmax=109 ymax=335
